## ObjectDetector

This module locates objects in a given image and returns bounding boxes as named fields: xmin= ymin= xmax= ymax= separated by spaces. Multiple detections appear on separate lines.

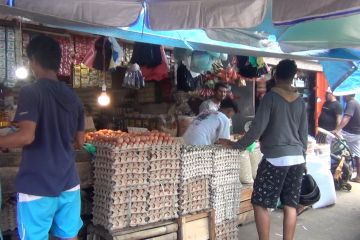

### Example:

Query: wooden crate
xmin=238 ymin=210 xmax=255 ymax=226
xmin=239 ymin=200 xmax=253 ymax=214
xmin=87 ymin=221 xmax=178 ymax=240
xmin=178 ymin=209 xmax=215 ymax=240
xmin=238 ymin=184 xmax=255 ymax=225
xmin=240 ymin=185 xmax=253 ymax=202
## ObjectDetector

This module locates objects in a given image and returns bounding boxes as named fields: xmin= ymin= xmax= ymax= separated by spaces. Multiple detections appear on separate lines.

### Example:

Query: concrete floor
xmin=238 ymin=182 xmax=360 ymax=240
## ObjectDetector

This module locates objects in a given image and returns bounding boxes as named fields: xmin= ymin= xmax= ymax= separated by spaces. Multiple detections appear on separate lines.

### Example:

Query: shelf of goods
xmin=86 ymin=130 xmax=251 ymax=239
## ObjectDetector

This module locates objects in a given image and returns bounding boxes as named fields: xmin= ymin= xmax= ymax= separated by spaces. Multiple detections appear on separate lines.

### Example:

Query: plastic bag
xmin=140 ymin=46 xmax=169 ymax=81
xmin=122 ymin=64 xmax=145 ymax=89
xmin=108 ymin=37 xmax=123 ymax=69
xmin=174 ymin=48 xmax=192 ymax=62
xmin=177 ymin=63 xmax=196 ymax=92
xmin=83 ymin=37 xmax=112 ymax=71
xmin=239 ymin=151 xmax=254 ymax=184
xmin=190 ymin=51 xmax=214 ymax=73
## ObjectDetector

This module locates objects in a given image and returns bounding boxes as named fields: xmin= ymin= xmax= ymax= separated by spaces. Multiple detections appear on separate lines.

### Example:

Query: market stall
xmin=0 ymin=13 xmax=343 ymax=240
xmin=0 ymin=20 xmax=264 ymax=240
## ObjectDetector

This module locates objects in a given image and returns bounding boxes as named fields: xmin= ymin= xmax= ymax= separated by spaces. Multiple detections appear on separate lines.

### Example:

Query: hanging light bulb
xmin=15 ymin=65 xmax=29 ymax=79
xmin=15 ymin=19 xmax=29 ymax=80
xmin=98 ymin=84 xmax=110 ymax=106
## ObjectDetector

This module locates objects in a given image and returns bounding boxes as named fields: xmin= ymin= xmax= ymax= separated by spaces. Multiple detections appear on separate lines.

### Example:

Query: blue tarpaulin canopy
xmin=321 ymin=60 xmax=360 ymax=95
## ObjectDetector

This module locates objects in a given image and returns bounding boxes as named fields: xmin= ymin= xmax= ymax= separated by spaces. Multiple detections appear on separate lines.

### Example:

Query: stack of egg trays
xmin=178 ymin=177 xmax=211 ymax=215
xmin=148 ymin=144 xmax=181 ymax=184
xmin=179 ymin=146 xmax=214 ymax=215
xmin=215 ymin=219 xmax=239 ymax=240
xmin=210 ymin=181 xmax=242 ymax=224
xmin=211 ymin=148 xmax=242 ymax=224
xmin=92 ymin=143 xmax=150 ymax=231
xmin=146 ymin=143 xmax=182 ymax=223
xmin=212 ymin=148 xmax=241 ymax=186
xmin=146 ymin=180 xmax=180 ymax=224
xmin=180 ymin=146 xmax=214 ymax=181
xmin=92 ymin=186 xmax=148 ymax=231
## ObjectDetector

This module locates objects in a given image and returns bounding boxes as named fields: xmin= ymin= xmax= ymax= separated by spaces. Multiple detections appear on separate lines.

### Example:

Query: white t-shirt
xmin=183 ymin=111 xmax=230 ymax=146
xmin=266 ymin=155 xmax=305 ymax=167
xmin=199 ymin=99 xmax=220 ymax=113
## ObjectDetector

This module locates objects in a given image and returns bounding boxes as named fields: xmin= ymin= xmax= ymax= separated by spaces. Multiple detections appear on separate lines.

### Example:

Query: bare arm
xmin=336 ymin=114 xmax=342 ymax=129
xmin=0 ymin=121 xmax=36 ymax=148
xmin=335 ymin=115 xmax=351 ymax=132
xmin=75 ymin=131 xmax=85 ymax=150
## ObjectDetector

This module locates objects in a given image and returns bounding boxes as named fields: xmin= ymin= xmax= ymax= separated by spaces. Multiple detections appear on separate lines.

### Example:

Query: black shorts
xmin=251 ymin=159 xmax=305 ymax=209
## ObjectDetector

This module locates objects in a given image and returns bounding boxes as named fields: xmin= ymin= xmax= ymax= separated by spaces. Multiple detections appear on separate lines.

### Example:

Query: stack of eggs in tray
xmin=88 ymin=130 xmax=181 ymax=231
xmin=178 ymin=146 xmax=213 ymax=215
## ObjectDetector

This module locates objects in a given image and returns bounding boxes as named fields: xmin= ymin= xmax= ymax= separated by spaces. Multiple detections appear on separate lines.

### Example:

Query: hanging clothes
xmin=83 ymin=37 xmax=112 ymax=71
xmin=130 ymin=42 xmax=162 ymax=68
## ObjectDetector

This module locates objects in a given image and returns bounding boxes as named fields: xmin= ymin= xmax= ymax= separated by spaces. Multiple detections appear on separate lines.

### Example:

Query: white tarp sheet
xmin=146 ymin=0 xmax=267 ymax=30
xmin=0 ymin=0 xmax=142 ymax=27
xmin=273 ymin=0 xmax=360 ymax=26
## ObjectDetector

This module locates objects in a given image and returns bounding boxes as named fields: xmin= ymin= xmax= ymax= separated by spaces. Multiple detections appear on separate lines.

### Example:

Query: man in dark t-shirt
xmin=335 ymin=94 xmax=360 ymax=182
xmin=0 ymin=35 xmax=84 ymax=239
xmin=319 ymin=88 xmax=342 ymax=131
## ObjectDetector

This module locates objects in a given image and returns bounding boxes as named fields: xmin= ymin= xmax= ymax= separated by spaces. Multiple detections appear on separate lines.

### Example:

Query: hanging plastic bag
xmin=174 ymin=48 xmax=192 ymax=63
xmin=177 ymin=62 xmax=195 ymax=92
xmin=108 ymin=37 xmax=123 ymax=69
xmin=83 ymin=37 xmax=112 ymax=71
xmin=140 ymin=46 xmax=169 ymax=81
xmin=190 ymin=51 xmax=214 ymax=73
xmin=122 ymin=63 xmax=145 ymax=89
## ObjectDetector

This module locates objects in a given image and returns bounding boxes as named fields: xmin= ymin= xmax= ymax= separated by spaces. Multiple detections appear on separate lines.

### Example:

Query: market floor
xmin=238 ymin=182 xmax=360 ymax=240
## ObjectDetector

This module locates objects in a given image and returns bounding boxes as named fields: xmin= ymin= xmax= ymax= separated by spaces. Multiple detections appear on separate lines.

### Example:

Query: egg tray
xmin=94 ymin=166 xmax=149 ymax=177
xmin=148 ymin=196 xmax=179 ymax=210
xmin=149 ymin=159 xmax=181 ymax=171
xmin=215 ymin=219 xmax=239 ymax=240
xmin=180 ymin=146 xmax=214 ymax=180
xmin=94 ymin=174 xmax=149 ymax=189
xmin=147 ymin=181 xmax=179 ymax=198
xmin=213 ymin=150 xmax=241 ymax=171
xmin=95 ymin=146 xmax=149 ymax=163
xmin=149 ymin=169 xmax=180 ymax=182
xmin=92 ymin=201 xmax=148 ymax=219
xmin=178 ymin=177 xmax=211 ymax=214
xmin=210 ymin=182 xmax=241 ymax=224
xmin=179 ymin=187 xmax=209 ymax=198
xmin=146 ymin=209 xmax=179 ymax=224
xmin=149 ymin=147 xmax=182 ymax=161
xmin=178 ymin=199 xmax=211 ymax=215
xmin=211 ymin=170 xmax=241 ymax=187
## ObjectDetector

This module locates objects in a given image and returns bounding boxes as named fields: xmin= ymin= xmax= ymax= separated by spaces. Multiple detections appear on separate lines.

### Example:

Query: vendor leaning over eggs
xmin=183 ymin=98 xmax=238 ymax=146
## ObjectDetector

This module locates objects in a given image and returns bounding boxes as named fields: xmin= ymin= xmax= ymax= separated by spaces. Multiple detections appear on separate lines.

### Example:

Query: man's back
xmin=183 ymin=111 xmax=230 ymax=145
xmin=318 ymin=100 xmax=342 ymax=131
xmin=344 ymin=99 xmax=360 ymax=134
xmin=15 ymin=79 xmax=84 ymax=196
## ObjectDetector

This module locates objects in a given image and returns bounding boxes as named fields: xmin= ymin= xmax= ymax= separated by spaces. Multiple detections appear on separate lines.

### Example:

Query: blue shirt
xmin=14 ymin=79 xmax=84 ymax=196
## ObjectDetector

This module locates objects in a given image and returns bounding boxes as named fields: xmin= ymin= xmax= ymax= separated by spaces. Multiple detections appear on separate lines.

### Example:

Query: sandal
xmin=297 ymin=205 xmax=310 ymax=216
